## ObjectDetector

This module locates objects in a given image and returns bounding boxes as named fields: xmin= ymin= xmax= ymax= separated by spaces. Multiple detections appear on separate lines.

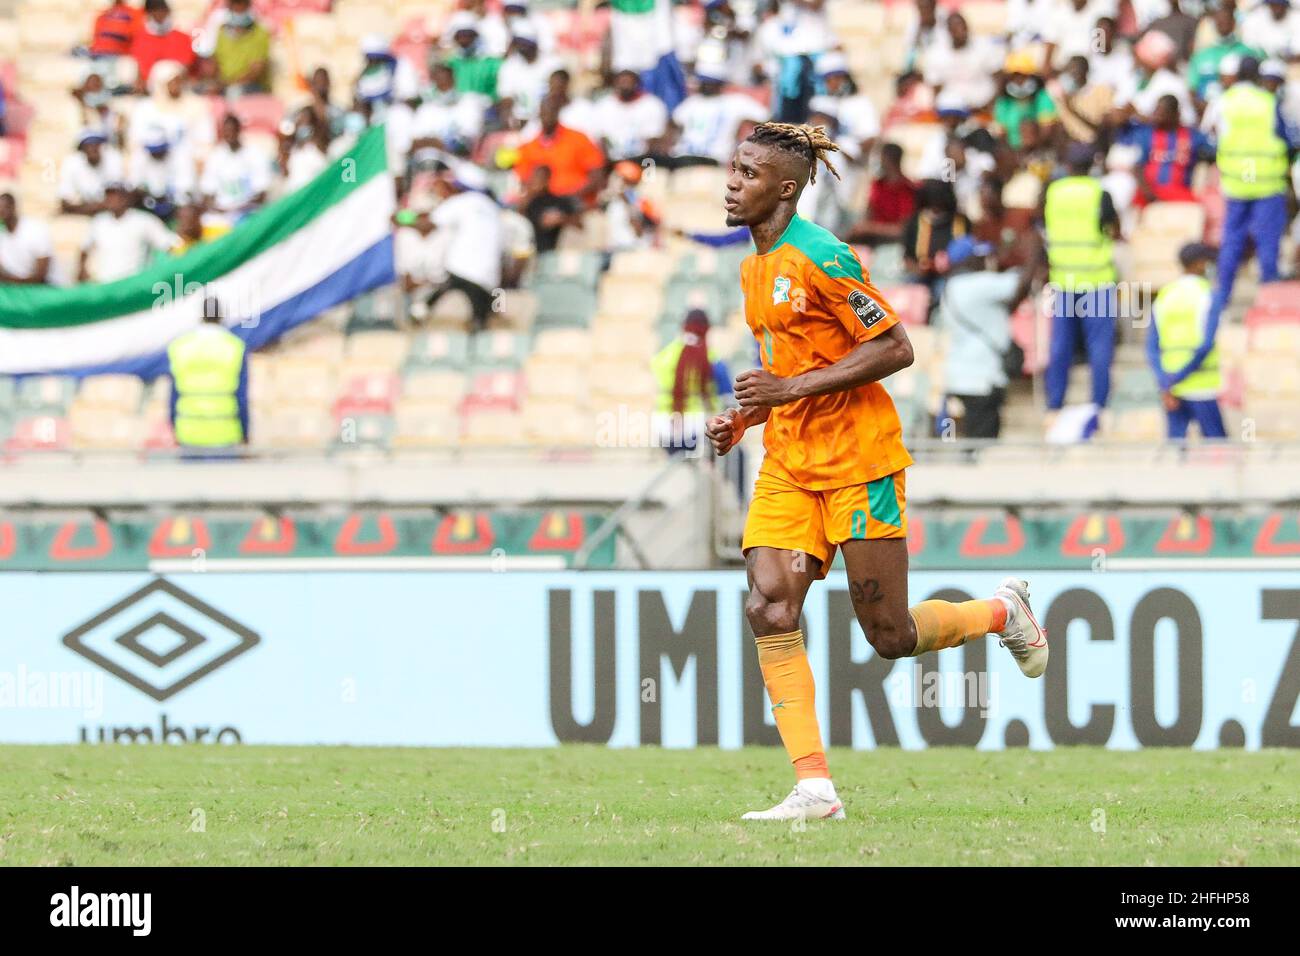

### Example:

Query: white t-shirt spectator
xmin=433 ymin=189 xmax=502 ymax=290
xmin=0 ymin=216 xmax=65 ymax=285
xmin=396 ymin=226 xmax=450 ymax=286
xmin=591 ymin=93 xmax=669 ymax=161
xmin=1241 ymin=6 xmax=1300 ymax=61
xmin=809 ymin=93 xmax=879 ymax=161
xmin=923 ymin=36 xmax=1005 ymax=110
xmin=59 ymin=148 xmax=125 ymax=206
xmin=82 ymin=209 xmax=177 ymax=281
xmin=131 ymin=148 xmax=197 ymax=201
xmin=200 ymin=143 xmax=273 ymax=214
xmin=497 ymin=53 xmax=563 ymax=122
xmin=1088 ymin=41 xmax=1138 ymax=102
xmin=1044 ymin=0 xmax=1118 ymax=69
xmin=285 ymin=142 xmax=330 ymax=192
xmin=412 ymin=93 xmax=490 ymax=151
xmin=671 ymin=91 xmax=767 ymax=163
xmin=1124 ymin=67 xmax=1197 ymax=124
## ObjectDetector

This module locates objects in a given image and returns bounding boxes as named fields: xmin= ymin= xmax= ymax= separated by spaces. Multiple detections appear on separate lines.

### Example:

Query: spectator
xmin=396 ymin=197 xmax=451 ymax=322
xmin=59 ymin=129 xmax=126 ymax=216
xmin=603 ymin=159 xmax=661 ymax=254
xmin=131 ymin=126 xmax=195 ymax=220
xmin=1210 ymin=56 xmax=1295 ymax=308
xmin=79 ymin=181 xmax=177 ymax=282
xmin=937 ymin=237 xmax=1033 ymax=438
xmin=209 ymin=0 xmax=271 ymax=95
xmin=1124 ymin=29 xmax=1196 ymax=125
xmin=514 ymin=95 xmax=606 ymax=201
xmin=1240 ymin=0 xmax=1300 ymax=63
xmin=172 ymin=202 xmax=228 ymax=254
xmin=1045 ymin=55 xmax=1115 ymax=143
xmin=502 ymin=0 xmax=557 ymax=56
xmin=918 ymin=91 xmax=996 ymax=183
xmin=1188 ymin=3 xmax=1262 ymax=99
xmin=923 ymin=11 xmax=1003 ymax=112
xmin=444 ymin=13 xmax=503 ymax=99
xmin=200 ymin=114 xmax=272 ymax=221
xmin=127 ymin=60 xmax=210 ymax=165
xmin=668 ymin=65 xmax=767 ymax=166
xmin=1043 ymin=0 xmax=1114 ymax=73
xmin=518 ymin=165 xmax=579 ymax=255
xmin=423 ymin=164 xmax=503 ymax=332
xmin=994 ymin=50 xmax=1057 ymax=149
xmin=1259 ymin=59 xmax=1300 ymax=140
xmin=1086 ymin=16 xmax=1137 ymax=102
xmin=592 ymin=70 xmax=670 ymax=162
xmin=651 ymin=309 xmax=733 ymax=454
xmin=282 ymin=117 xmax=332 ymax=193
xmin=355 ymin=35 xmax=419 ymax=112
xmin=846 ymin=142 xmax=917 ymax=244
xmin=809 ymin=52 xmax=880 ymax=162
xmin=902 ymin=178 xmax=969 ymax=300
xmin=447 ymin=0 xmax=511 ymax=59
xmin=1143 ymin=0 xmax=1199 ymax=65
xmin=971 ymin=172 xmax=1038 ymax=266
xmin=0 ymin=193 xmax=62 ymax=286
xmin=1130 ymin=93 xmax=1213 ymax=205
xmin=306 ymin=67 xmax=346 ymax=139
xmin=90 ymin=0 xmax=143 ymax=57
xmin=411 ymin=63 xmax=489 ymax=163
xmin=902 ymin=0 xmax=948 ymax=76
xmin=1042 ymin=142 xmax=1120 ymax=418
xmin=541 ymin=68 xmax=600 ymax=140
xmin=1147 ymin=242 xmax=1226 ymax=440
xmin=131 ymin=0 xmax=196 ymax=90
xmin=69 ymin=65 xmax=122 ymax=141
xmin=496 ymin=26 xmax=560 ymax=127
xmin=755 ymin=0 xmax=833 ymax=121
xmin=697 ymin=1 xmax=759 ymax=88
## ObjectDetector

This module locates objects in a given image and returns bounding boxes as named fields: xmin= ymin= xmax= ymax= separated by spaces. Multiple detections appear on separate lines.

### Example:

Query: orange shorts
xmin=741 ymin=468 xmax=907 ymax=579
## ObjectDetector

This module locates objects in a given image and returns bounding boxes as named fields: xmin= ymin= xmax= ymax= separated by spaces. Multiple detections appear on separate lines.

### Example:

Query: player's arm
xmin=735 ymin=323 xmax=914 ymax=407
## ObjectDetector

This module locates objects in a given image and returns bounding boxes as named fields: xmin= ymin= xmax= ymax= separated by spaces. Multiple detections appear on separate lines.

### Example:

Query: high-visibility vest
xmin=1216 ymin=83 xmax=1288 ymax=200
xmin=167 ymin=325 xmax=246 ymax=447
xmin=1044 ymin=176 xmax=1116 ymax=288
xmin=651 ymin=339 xmax=721 ymax=415
xmin=1153 ymin=273 xmax=1221 ymax=398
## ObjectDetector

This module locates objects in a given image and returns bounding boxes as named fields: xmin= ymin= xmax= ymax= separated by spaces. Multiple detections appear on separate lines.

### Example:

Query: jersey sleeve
xmin=806 ymin=251 xmax=899 ymax=345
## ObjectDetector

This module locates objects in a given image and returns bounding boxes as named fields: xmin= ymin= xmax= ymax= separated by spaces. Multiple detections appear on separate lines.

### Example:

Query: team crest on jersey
xmin=848 ymin=290 xmax=888 ymax=329
xmin=771 ymin=275 xmax=791 ymax=305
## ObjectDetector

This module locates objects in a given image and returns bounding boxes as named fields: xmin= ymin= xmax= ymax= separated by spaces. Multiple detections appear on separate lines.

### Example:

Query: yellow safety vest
xmin=651 ymin=339 xmax=721 ymax=415
xmin=1216 ymin=83 xmax=1288 ymax=200
xmin=1044 ymin=176 xmax=1116 ymax=288
xmin=167 ymin=325 xmax=246 ymax=447
xmin=1153 ymin=273 xmax=1220 ymax=398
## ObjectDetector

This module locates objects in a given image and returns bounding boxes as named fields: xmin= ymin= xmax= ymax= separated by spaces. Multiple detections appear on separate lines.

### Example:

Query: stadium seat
xmin=524 ymin=356 xmax=589 ymax=403
xmin=1249 ymin=324 xmax=1300 ymax=355
xmin=1139 ymin=201 xmax=1206 ymax=239
xmin=1110 ymin=407 xmax=1166 ymax=442
xmin=461 ymin=409 xmax=525 ymax=445
xmin=492 ymin=289 xmax=538 ymax=331
xmin=336 ymin=372 xmax=400 ymax=415
xmin=591 ymin=322 xmax=657 ymax=360
xmin=334 ymin=412 xmax=395 ymax=450
xmin=1243 ymin=399 xmax=1300 ymax=439
xmin=6 ymin=414 xmax=70 ymax=452
xmin=76 ymin=374 xmax=145 ymax=413
xmin=522 ymin=400 xmax=592 ymax=446
xmin=532 ymin=327 xmax=593 ymax=360
xmin=597 ymin=275 xmax=664 ymax=320
xmin=471 ymin=330 xmax=531 ymax=368
xmin=263 ymin=409 xmax=336 ymax=449
xmin=670 ymin=165 xmax=728 ymax=196
xmin=1242 ymin=354 xmax=1300 ymax=398
xmin=531 ymin=250 xmax=602 ymax=285
xmin=392 ymin=399 xmax=459 ymax=448
xmin=533 ymin=281 xmax=598 ymax=328
xmin=462 ymin=369 xmax=525 ymax=412
xmin=16 ymin=375 xmax=76 ymax=414
xmin=271 ymin=358 xmax=338 ymax=407
xmin=406 ymin=330 xmax=470 ymax=370
xmin=347 ymin=329 xmax=410 ymax=366
xmin=609 ymin=248 xmax=675 ymax=280
xmin=69 ymin=406 xmax=141 ymax=450
xmin=402 ymin=368 xmax=467 ymax=404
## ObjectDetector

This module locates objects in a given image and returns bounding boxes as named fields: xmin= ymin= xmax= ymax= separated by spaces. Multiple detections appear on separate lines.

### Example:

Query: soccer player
xmin=706 ymin=122 xmax=1048 ymax=822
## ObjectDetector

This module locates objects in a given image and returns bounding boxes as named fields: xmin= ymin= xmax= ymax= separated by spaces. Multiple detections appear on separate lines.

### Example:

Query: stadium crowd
xmin=2 ymin=0 xmax=1300 ymax=451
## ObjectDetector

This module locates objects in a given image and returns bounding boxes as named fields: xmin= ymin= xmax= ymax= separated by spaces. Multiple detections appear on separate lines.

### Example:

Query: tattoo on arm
xmin=851 ymin=577 xmax=884 ymax=606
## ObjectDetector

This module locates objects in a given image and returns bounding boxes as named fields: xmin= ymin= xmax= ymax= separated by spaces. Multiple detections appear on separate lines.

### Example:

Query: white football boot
xmin=994 ymin=577 xmax=1049 ymax=678
xmin=741 ymin=777 xmax=845 ymax=821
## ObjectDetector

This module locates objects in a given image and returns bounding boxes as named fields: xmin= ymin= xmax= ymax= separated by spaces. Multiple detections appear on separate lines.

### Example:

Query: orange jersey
xmin=740 ymin=214 xmax=913 ymax=490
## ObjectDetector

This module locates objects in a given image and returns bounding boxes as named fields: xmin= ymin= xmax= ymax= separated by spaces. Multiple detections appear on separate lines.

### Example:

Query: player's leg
xmin=738 ymin=472 xmax=844 ymax=821
xmin=830 ymin=472 xmax=1048 ymax=676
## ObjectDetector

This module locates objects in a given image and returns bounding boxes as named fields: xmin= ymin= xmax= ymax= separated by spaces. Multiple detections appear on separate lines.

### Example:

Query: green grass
xmin=1 ymin=746 xmax=1297 ymax=866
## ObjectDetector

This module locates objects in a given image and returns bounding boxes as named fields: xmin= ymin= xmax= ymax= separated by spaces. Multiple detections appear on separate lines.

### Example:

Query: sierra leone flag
xmin=0 ymin=125 xmax=396 ymax=378
xmin=610 ymin=0 xmax=687 ymax=111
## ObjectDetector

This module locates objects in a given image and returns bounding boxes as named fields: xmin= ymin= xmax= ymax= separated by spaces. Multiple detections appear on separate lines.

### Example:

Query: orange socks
xmin=908 ymin=598 xmax=1007 ymax=656
xmin=755 ymin=629 xmax=829 ymax=780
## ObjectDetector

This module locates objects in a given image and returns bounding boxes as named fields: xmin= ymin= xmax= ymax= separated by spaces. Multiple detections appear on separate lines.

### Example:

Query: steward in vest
xmin=1146 ymin=242 xmax=1226 ymax=439
xmin=1211 ymin=55 xmax=1296 ymax=309
xmin=650 ymin=309 xmax=732 ymax=454
xmin=167 ymin=298 xmax=250 ymax=448
xmin=1041 ymin=141 xmax=1121 ymax=416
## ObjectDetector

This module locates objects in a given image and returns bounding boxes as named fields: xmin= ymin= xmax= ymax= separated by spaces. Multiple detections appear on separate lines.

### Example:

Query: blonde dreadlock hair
xmin=747 ymin=122 xmax=842 ymax=184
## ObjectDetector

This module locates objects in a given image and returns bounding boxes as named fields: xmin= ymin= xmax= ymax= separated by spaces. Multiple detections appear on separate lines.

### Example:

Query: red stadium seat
xmin=334 ymin=373 xmax=400 ymax=417
xmin=5 ymin=415 xmax=70 ymax=452
xmin=1250 ymin=282 xmax=1300 ymax=316
xmin=213 ymin=94 xmax=286 ymax=137
xmin=461 ymin=370 xmax=525 ymax=414
xmin=880 ymin=284 xmax=931 ymax=326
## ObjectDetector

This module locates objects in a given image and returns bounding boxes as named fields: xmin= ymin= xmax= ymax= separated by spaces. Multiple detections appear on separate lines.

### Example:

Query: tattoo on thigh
xmin=851 ymin=577 xmax=884 ymax=606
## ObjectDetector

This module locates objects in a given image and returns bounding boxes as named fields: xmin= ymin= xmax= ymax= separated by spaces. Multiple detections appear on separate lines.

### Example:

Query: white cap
xmin=1219 ymin=53 xmax=1241 ymax=76
xmin=450 ymin=161 xmax=489 ymax=191
xmin=446 ymin=12 xmax=480 ymax=35
xmin=1261 ymin=58 xmax=1287 ymax=79
xmin=816 ymin=51 xmax=850 ymax=78
xmin=361 ymin=33 xmax=390 ymax=57
xmin=511 ymin=20 xmax=538 ymax=42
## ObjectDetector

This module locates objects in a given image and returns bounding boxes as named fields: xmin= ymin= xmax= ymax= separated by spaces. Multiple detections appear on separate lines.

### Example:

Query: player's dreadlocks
xmin=746 ymin=122 xmax=842 ymax=184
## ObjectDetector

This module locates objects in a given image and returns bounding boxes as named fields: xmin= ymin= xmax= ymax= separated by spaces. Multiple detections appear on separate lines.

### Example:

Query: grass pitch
xmin=1 ymin=745 xmax=1296 ymax=866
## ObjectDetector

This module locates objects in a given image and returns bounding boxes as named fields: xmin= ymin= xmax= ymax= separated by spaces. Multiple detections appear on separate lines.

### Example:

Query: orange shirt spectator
xmin=91 ymin=1 xmax=144 ymax=57
xmin=131 ymin=0 xmax=196 ymax=86
xmin=514 ymin=97 xmax=605 ymax=199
